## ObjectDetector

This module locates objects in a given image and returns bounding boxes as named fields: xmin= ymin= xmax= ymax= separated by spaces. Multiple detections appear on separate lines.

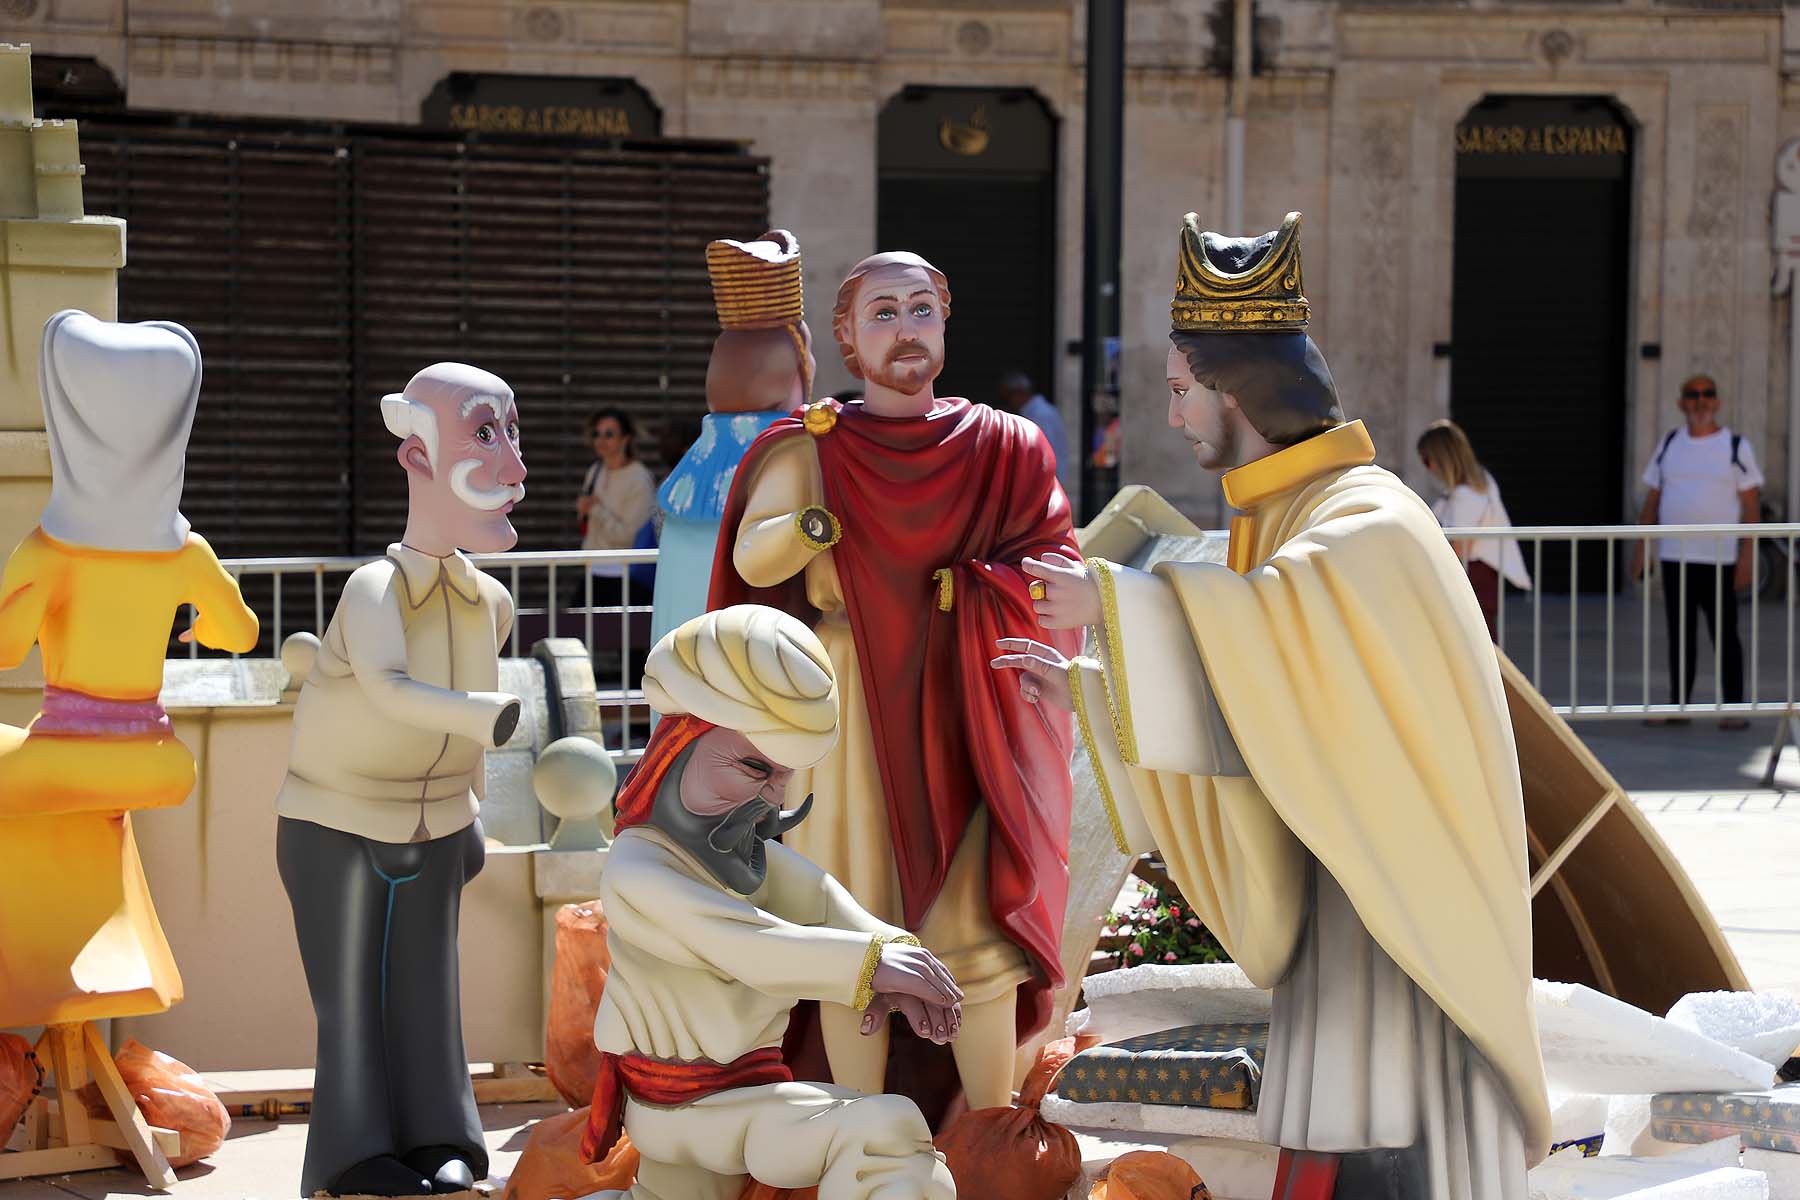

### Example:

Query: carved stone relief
xmin=1346 ymin=103 xmax=1413 ymax=440
xmin=1687 ymin=105 xmax=1745 ymax=395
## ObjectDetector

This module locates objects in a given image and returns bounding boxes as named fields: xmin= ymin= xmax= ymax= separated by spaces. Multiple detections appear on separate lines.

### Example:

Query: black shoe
xmin=326 ymin=1155 xmax=432 ymax=1197
xmin=402 ymin=1145 xmax=479 ymax=1195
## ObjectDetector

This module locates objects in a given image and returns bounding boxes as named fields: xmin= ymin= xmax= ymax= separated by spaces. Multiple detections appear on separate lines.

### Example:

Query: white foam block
xmin=1604 ymin=1094 xmax=1692 ymax=1158
xmin=1550 ymin=1092 xmax=1612 ymax=1145
xmin=1080 ymin=963 xmax=1271 ymax=1043
xmin=1536 ymin=981 xmax=1777 ymax=1096
xmin=1666 ymin=992 xmax=1800 ymax=1069
xmin=1741 ymin=1149 xmax=1800 ymax=1198
xmin=1040 ymin=1094 xmax=1262 ymax=1141
xmin=1168 ymin=1136 xmax=1280 ymax=1200
xmin=1527 ymin=1149 xmax=1768 ymax=1199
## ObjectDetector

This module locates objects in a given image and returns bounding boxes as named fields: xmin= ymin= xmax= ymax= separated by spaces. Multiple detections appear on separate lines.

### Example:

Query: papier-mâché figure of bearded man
xmin=582 ymin=604 xmax=960 ymax=1200
xmin=709 ymin=251 xmax=1082 ymax=1121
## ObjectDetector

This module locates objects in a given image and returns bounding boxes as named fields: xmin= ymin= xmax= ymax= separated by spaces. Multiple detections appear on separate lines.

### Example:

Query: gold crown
xmin=1171 ymin=211 xmax=1309 ymax=332
xmin=707 ymin=228 xmax=805 ymax=330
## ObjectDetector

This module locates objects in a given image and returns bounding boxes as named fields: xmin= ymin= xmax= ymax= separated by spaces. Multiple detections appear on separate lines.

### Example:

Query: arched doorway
xmin=877 ymin=86 xmax=1058 ymax=414
xmin=1451 ymin=95 xmax=1634 ymax=591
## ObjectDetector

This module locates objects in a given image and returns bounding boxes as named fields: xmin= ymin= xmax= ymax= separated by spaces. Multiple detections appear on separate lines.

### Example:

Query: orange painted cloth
xmin=611 ymin=713 xmax=715 ymax=832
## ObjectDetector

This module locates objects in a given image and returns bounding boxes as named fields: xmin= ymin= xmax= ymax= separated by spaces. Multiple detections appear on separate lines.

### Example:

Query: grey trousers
xmin=277 ymin=816 xmax=487 ymax=1196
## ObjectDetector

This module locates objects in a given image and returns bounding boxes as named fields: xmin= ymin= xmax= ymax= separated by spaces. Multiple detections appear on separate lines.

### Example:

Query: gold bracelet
xmin=933 ymin=567 xmax=954 ymax=612
xmin=794 ymin=506 xmax=842 ymax=553
xmin=853 ymin=932 xmax=923 ymax=1013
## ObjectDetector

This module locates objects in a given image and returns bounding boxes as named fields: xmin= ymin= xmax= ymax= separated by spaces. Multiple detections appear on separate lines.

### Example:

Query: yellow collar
xmin=387 ymin=542 xmax=482 ymax=609
xmin=1221 ymin=420 xmax=1376 ymax=511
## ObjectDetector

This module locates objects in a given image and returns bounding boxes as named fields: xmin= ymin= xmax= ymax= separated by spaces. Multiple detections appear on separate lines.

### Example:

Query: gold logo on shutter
xmin=939 ymin=105 xmax=990 ymax=157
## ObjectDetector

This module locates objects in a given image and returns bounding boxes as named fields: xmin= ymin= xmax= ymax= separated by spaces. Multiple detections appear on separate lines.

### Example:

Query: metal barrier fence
xmin=1444 ymin=523 xmax=1800 ymax=718
xmin=203 ymin=525 xmax=1800 ymax=766
xmin=200 ymin=549 xmax=659 ymax=761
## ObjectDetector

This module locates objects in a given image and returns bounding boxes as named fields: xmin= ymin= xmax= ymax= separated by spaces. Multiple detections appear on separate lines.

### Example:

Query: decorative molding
xmin=1341 ymin=24 xmax=1535 ymax=63
xmin=1345 ymin=102 xmax=1413 ymax=439
xmin=1583 ymin=26 xmax=1771 ymax=63
xmin=1341 ymin=13 xmax=1775 ymax=65
xmin=1687 ymin=104 xmax=1746 ymax=395
xmin=687 ymin=57 xmax=876 ymax=105
xmin=1539 ymin=29 xmax=1577 ymax=66
xmin=566 ymin=5 xmax=682 ymax=53
xmin=126 ymin=35 xmax=397 ymax=86
xmin=885 ymin=10 xmax=1067 ymax=63
xmin=521 ymin=6 xmax=566 ymax=42
xmin=956 ymin=19 xmax=994 ymax=55
xmin=1119 ymin=66 xmax=1221 ymax=110
xmin=1108 ymin=67 xmax=1327 ymax=111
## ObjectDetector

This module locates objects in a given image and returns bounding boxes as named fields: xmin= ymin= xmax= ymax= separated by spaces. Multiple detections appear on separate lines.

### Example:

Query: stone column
xmin=0 ymin=42 xmax=127 ymax=688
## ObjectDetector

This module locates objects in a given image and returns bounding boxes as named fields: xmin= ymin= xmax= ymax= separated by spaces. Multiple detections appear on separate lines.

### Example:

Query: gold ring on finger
xmin=1028 ymin=580 xmax=1048 ymax=601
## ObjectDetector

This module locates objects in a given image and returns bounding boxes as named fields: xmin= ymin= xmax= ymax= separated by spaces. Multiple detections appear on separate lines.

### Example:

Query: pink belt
xmin=32 ymin=685 xmax=173 ymax=738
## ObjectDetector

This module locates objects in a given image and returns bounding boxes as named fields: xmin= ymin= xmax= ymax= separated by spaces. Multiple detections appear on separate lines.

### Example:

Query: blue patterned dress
xmin=649 ymin=410 xmax=788 ymax=652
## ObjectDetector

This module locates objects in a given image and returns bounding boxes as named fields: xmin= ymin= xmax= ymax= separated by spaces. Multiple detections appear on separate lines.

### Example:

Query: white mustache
xmin=449 ymin=459 xmax=525 ymax=511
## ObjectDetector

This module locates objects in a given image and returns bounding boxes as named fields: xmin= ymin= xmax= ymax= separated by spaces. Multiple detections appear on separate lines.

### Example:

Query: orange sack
xmin=78 ymin=1040 xmax=231 ymax=1168
xmin=934 ymin=1036 xmax=1083 ymax=1200
xmin=1 ymin=1032 xmax=43 ymax=1138
xmin=504 ymin=1106 xmax=638 ymax=1200
xmin=1091 ymin=1150 xmax=1213 ymax=1200
xmin=546 ymin=901 xmax=613 ymax=1109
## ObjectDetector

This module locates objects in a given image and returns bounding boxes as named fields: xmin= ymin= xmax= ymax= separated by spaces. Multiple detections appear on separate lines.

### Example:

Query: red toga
xmin=708 ymin=396 xmax=1083 ymax=1043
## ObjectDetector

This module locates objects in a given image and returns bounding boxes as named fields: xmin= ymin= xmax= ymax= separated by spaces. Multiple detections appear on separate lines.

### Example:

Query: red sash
xmin=1272 ymin=1149 xmax=1341 ymax=1199
xmin=581 ymin=1047 xmax=793 ymax=1164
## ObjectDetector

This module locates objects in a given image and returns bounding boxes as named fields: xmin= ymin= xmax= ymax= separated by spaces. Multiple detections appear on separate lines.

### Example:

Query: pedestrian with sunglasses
xmin=1631 ymin=374 xmax=1762 ymax=728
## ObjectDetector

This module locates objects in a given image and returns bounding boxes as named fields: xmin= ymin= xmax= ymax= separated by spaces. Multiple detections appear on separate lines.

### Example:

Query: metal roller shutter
xmin=60 ymin=112 xmax=768 ymax=567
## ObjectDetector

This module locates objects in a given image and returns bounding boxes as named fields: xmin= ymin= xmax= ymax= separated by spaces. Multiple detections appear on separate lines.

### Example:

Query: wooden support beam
xmin=82 ymin=1021 xmax=176 ymax=1189
xmin=0 ymin=1143 xmax=115 ymax=1181
xmin=88 ymin=1117 xmax=182 ymax=1160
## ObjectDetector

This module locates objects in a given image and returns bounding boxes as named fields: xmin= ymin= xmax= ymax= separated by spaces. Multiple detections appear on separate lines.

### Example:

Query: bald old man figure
xmin=582 ymin=606 xmax=960 ymax=1200
xmin=277 ymin=363 xmax=528 ymax=1198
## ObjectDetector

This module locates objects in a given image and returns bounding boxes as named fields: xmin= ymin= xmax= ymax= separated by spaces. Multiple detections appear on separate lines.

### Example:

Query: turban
xmin=642 ymin=605 xmax=839 ymax=769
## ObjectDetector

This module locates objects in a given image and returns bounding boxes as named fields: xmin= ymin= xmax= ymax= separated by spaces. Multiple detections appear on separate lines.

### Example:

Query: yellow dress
xmin=0 ymin=527 xmax=259 ymax=1026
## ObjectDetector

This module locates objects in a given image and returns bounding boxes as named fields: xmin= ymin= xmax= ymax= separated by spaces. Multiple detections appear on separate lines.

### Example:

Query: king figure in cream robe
xmin=993 ymin=213 xmax=1551 ymax=1200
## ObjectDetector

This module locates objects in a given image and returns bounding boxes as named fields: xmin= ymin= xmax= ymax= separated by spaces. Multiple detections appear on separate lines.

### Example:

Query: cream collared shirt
xmin=277 ymin=543 xmax=516 ymax=844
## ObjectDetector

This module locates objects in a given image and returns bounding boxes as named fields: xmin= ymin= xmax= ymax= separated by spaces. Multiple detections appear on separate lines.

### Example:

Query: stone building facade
xmin=11 ymin=0 xmax=1799 ymax=528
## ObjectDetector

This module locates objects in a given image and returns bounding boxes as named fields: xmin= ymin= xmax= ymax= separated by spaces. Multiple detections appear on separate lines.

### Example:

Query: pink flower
xmin=1169 ymin=906 xmax=1181 ymax=918
xmin=1185 ymin=918 xmax=1202 ymax=929
xmin=1137 ymin=895 xmax=1157 ymax=909
xmin=1164 ymin=952 xmax=1178 ymax=962
xmin=1129 ymin=943 xmax=1146 ymax=957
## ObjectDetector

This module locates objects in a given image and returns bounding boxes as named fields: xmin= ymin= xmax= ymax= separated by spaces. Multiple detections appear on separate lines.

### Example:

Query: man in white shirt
xmin=1630 ymin=374 xmax=1762 ymax=727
